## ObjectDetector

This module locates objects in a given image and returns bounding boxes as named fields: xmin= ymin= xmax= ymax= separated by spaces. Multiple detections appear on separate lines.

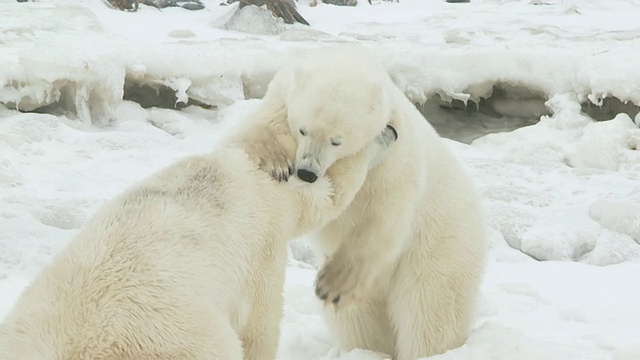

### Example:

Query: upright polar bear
xmin=239 ymin=46 xmax=488 ymax=359
xmin=0 ymin=125 xmax=397 ymax=359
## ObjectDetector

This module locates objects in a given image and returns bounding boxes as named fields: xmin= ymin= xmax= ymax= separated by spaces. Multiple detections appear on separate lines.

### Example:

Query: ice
xmin=519 ymin=207 xmax=600 ymax=261
xmin=583 ymin=229 xmax=640 ymax=266
xmin=3 ymin=1 xmax=640 ymax=126
xmin=566 ymin=114 xmax=640 ymax=171
xmin=0 ymin=3 xmax=127 ymax=124
xmin=1 ymin=0 xmax=640 ymax=359
xmin=589 ymin=200 xmax=640 ymax=244
xmin=30 ymin=201 xmax=87 ymax=230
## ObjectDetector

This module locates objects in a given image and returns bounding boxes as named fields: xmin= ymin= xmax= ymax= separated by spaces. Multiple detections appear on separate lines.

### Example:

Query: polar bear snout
xmin=297 ymin=167 xmax=319 ymax=183
xmin=295 ymin=142 xmax=324 ymax=183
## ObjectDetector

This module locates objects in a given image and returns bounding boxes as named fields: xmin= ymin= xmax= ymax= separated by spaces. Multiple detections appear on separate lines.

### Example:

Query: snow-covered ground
xmin=1 ymin=0 xmax=640 ymax=359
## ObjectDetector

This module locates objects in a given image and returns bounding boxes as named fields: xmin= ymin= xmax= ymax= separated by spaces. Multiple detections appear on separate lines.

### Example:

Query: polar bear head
xmin=282 ymin=47 xmax=394 ymax=183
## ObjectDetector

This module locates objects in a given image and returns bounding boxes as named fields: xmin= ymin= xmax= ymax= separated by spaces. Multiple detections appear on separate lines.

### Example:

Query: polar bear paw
xmin=246 ymin=139 xmax=294 ymax=182
xmin=314 ymin=252 xmax=376 ymax=309
xmin=260 ymin=151 xmax=294 ymax=183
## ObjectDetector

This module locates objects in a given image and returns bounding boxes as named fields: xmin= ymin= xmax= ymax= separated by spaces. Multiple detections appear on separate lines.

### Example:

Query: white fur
xmin=239 ymin=45 xmax=488 ymax=359
xmin=0 ymin=126 xmax=396 ymax=360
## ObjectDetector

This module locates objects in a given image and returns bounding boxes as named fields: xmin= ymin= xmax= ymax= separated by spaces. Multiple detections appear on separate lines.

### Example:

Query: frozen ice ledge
xmin=1 ymin=5 xmax=639 ymax=137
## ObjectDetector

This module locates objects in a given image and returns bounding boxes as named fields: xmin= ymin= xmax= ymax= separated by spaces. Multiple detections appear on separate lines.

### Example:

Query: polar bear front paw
xmin=259 ymin=153 xmax=294 ymax=182
xmin=246 ymin=140 xmax=294 ymax=182
xmin=314 ymin=253 xmax=374 ymax=308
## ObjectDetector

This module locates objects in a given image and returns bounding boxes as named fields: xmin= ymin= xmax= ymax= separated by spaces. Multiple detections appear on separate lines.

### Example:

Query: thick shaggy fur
xmin=0 ymin=125 xmax=396 ymax=360
xmin=235 ymin=45 xmax=488 ymax=359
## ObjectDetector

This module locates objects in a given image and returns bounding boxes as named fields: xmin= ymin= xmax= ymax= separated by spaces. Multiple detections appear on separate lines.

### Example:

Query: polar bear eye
xmin=331 ymin=139 xmax=342 ymax=146
xmin=299 ymin=128 xmax=307 ymax=136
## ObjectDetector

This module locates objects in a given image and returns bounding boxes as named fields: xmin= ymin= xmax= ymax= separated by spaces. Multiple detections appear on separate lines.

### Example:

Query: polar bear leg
xmin=387 ymin=254 xmax=475 ymax=359
xmin=183 ymin=308 xmax=244 ymax=360
xmin=241 ymin=247 xmax=287 ymax=360
xmin=241 ymin=301 xmax=282 ymax=360
xmin=323 ymin=301 xmax=396 ymax=358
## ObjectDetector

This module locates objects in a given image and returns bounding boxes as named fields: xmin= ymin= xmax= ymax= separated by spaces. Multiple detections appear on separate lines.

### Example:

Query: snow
xmin=1 ymin=0 xmax=640 ymax=358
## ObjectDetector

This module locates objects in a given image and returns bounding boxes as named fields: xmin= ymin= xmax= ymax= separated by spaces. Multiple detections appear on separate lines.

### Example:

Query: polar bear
xmin=236 ymin=46 xmax=488 ymax=359
xmin=0 ymin=125 xmax=397 ymax=360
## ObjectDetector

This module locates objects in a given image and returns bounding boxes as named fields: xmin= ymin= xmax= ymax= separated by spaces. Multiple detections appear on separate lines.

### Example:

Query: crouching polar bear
xmin=236 ymin=46 xmax=488 ymax=359
xmin=0 ymin=125 xmax=397 ymax=359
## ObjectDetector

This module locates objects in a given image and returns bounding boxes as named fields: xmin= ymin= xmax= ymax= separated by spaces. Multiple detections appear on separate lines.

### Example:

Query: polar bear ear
xmin=265 ymin=68 xmax=300 ymax=108
xmin=369 ymin=84 xmax=392 ymax=118
xmin=388 ymin=109 xmax=400 ymax=129
xmin=290 ymin=65 xmax=311 ymax=93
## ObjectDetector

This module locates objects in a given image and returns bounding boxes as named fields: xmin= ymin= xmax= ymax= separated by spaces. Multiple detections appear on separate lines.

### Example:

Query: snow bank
xmin=0 ymin=4 xmax=128 ymax=125
xmin=589 ymin=201 xmax=640 ymax=244
xmin=566 ymin=114 xmax=640 ymax=171
xmin=471 ymin=94 xmax=640 ymax=265
xmin=3 ymin=0 xmax=640 ymax=126
xmin=0 ymin=2 xmax=287 ymax=124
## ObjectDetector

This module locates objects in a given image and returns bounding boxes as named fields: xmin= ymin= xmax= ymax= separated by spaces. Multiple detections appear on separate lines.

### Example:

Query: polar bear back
xmin=0 ymin=147 xmax=296 ymax=359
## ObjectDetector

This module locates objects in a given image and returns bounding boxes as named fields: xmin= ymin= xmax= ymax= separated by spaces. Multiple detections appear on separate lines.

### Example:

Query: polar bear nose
xmin=297 ymin=168 xmax=318 ymax=183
